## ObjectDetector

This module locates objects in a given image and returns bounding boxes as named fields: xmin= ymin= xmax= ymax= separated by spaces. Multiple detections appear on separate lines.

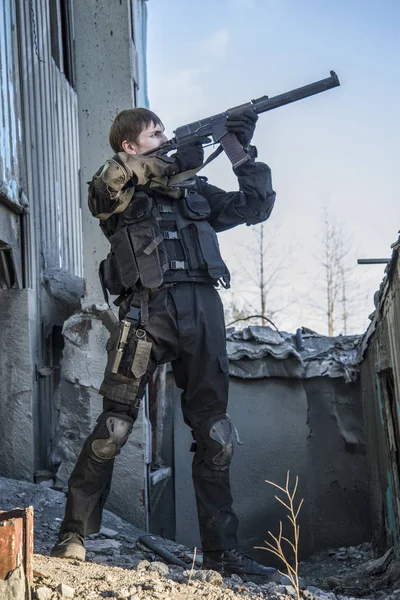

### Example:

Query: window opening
xmin=37 ymin=325 xmax=64 ymax=469
xmin=49 ymin=0 xmax=74 ymax=86
xmin=0 ymin=243 xmax=16 ymax=289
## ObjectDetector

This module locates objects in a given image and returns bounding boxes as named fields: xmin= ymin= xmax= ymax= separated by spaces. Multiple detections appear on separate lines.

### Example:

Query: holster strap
xmin=140 ymin=288 xmax=150 ymax=325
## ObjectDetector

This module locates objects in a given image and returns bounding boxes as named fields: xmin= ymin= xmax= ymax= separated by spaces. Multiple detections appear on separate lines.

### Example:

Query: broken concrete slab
xmin=0 ymin=564 xmax=26 ymax=600
xmin=85 ymin=539 xmax=122 ymax=552
xmin=43 ymin=268 xmax=84 ymax=309
xmin=365 ymin=548 xmax=393 ymax=575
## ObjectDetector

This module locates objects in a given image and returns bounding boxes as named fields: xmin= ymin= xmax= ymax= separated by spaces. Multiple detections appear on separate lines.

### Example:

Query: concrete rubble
xmin=226 ymin=326 xmax=362 ymax=382
xmin=1 ymin=476 xmax=399 ymax=599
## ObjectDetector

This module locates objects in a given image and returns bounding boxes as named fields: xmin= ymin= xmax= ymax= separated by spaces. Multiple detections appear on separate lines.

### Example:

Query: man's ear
xmin=122 ymin=140 xmax=138 ymax=155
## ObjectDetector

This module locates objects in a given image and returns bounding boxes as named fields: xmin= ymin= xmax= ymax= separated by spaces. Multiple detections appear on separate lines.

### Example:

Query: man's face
xmin=123 ymin=122 xmax=167 ymax=155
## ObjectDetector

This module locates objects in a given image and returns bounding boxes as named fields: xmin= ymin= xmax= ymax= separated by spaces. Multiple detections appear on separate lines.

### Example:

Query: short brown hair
xmin=109 ymin=108 xmax=164 ymax=153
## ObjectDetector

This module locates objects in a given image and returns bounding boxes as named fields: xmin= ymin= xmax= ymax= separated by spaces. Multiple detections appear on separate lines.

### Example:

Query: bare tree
xmin=227 ymin=221 xmax=293 ymax=327
xmin=321 ymin=209 xmax=352 ymax=336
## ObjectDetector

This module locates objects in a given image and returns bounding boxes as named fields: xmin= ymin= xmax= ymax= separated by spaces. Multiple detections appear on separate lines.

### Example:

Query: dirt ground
xmin=1 ymin=477 xmax=400 ymax=600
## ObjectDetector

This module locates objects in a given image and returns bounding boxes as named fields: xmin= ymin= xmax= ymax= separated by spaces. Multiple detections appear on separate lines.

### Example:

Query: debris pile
xmin=1 ymin=477 xmax=400 ymax=599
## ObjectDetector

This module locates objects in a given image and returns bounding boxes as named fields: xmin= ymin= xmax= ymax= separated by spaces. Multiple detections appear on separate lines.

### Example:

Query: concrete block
xmin=43 ymin=268 xmax=84 ymax=308
xmin=0 ymin=565 xmax=25 ymax=600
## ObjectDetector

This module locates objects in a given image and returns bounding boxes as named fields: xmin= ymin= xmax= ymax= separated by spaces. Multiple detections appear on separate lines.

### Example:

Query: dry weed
xmin=256 ymin=471 xmax=303 ymax=599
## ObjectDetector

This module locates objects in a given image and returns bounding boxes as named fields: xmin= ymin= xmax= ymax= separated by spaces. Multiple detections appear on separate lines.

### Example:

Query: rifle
xmin=147 ymin=71 xmax=340 ymax=169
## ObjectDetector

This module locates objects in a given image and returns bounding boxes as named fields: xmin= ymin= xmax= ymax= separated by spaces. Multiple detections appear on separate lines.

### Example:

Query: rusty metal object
xmin=0 ymin=507 xmax=34 ymax=599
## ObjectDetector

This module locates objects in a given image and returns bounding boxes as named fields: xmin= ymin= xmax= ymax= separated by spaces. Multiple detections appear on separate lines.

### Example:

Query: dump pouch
xmin=109 ymin=228 xmax=139 ymax=289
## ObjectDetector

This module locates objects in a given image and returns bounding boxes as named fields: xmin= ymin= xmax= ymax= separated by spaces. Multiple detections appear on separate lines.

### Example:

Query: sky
xmin=146 ymin=0 xmax=400 ymax=334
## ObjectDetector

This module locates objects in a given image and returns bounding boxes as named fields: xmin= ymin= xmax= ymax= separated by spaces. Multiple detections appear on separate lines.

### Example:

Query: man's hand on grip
xmin=226 ymin=108 xmax=258 ymax=148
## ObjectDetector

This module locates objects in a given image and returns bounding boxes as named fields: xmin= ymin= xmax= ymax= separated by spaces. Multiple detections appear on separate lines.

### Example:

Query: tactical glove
xmin=173 ymin=137 xmax=211 ymax=173
xmin=226 ymin=108 xmax=258 ymax=147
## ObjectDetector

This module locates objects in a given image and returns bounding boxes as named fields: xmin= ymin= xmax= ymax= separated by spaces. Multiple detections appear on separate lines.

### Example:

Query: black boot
xmin=202 ymin=548 xmax=282 ymax=583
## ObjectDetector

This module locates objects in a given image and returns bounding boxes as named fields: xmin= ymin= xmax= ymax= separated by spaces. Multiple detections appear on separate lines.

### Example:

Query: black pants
xmin=61 ymin=282 xmax=238 ymax=551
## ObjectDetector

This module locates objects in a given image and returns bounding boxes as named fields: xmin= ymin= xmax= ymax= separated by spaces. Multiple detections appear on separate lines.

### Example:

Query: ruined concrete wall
xmin=305 ymin=377 xmax=369 ymax=552
xmin=48 ymin=0 xmax=151 ymax=530
xmin=169 ymin=374 xmax=369 ymax=561
xmin=360 ymin=252 xmax=400 ymax=553
xmin=0 ymin=290 xmax=36 ymax=480
xmin=52 ymin=311 xmax=109 ymax=489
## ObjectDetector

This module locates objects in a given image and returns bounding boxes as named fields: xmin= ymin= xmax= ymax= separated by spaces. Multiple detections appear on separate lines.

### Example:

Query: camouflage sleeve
xmin=88 ymin=152 xmax=178 ymax=218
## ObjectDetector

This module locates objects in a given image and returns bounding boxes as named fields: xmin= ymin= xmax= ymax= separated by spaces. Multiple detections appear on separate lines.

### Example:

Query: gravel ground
xmin=0 ymin=477 xmax=398 ymax=600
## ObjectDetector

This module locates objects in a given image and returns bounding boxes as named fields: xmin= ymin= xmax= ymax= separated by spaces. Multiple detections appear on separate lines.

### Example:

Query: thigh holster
xmin=100 ymin=320 xmax=153 ymax=406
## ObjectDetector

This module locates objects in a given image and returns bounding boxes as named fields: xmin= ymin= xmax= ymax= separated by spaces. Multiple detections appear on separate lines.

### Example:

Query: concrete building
xmin=0 ymin=0 xmax=150 ymax=528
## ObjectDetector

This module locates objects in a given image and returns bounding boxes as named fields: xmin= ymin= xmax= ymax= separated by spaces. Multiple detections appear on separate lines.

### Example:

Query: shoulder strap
xmin=166 ymin=146 xmax=223 ymax=186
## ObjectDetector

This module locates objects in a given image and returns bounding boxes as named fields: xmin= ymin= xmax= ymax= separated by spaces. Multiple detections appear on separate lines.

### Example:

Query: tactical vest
xmin=99 ymin=178 xmax=230 ymax=299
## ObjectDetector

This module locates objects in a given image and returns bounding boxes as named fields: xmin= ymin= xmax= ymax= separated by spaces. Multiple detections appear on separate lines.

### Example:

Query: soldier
xmin=51 ymin=107 xmax=279 ymax=583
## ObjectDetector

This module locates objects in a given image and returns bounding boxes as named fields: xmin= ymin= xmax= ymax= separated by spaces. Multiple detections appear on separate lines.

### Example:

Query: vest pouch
xmin=109 ymin=227 xmax=139 ymax=289
xmin=99 ymin=252 xmax=125 ymax=296
xmin=181 ymin=224 xmax=207 ymax=271
xmin=127 ymin=225 xmax=164 ymax=289
xmin=123 ymin=190 xmax=152 ymax=222
xmin=194 ymin=221 xmax=227 ymax=280
xmin=179 ymin=190 xmax=211 ymax=221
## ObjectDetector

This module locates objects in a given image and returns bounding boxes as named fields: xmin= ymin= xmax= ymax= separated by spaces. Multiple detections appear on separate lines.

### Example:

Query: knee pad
xmin=91 ymin=413 xmax=133 ymax=460
xmin=195 ymin=416 xmax=234 ymax=471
